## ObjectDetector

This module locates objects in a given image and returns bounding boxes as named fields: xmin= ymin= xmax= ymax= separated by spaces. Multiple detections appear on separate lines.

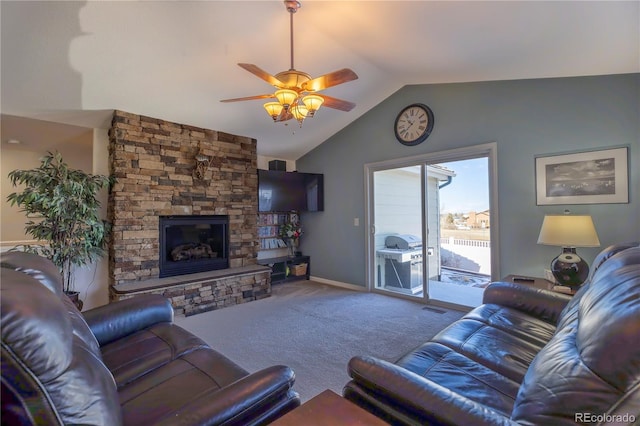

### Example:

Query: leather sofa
xmin=344 ymin=243 xmax=640 ymax=425
xmin=1 ymin=251 xmax=300 ymax=425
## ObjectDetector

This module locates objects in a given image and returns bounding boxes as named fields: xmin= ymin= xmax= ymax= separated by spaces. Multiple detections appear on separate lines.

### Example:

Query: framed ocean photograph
xmin=535 ymin=147 xmax=629 ymax=205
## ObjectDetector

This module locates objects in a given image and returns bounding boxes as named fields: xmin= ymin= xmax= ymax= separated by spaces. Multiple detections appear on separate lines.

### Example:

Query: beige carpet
xmin=176 ymin=280 xmax=465 ymax=402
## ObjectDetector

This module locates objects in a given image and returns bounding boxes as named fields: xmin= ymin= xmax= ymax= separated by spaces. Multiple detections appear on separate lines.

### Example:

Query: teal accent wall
xmin=297 ymin=74 xmax=639 ymax=287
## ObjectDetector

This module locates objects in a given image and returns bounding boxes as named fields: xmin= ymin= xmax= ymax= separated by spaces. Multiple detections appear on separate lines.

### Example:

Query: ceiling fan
xmin=220 ymin=0 xmax=358 ymax=126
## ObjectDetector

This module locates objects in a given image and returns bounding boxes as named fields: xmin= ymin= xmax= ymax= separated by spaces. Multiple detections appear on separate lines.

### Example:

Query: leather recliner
xmin=1 ymin=251 xmax=300 ymax=425
xmin=343 ymin=243 xmax=640 ymax=425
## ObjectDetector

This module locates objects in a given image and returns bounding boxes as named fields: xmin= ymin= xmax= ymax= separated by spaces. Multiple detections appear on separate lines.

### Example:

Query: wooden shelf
xmin=258 ymin=255 xmax=310 ymax=283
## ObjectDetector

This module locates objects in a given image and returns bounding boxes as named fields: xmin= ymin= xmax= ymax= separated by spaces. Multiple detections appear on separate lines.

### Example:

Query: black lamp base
xmin=550 ymin=247 xmax=589 ymax=290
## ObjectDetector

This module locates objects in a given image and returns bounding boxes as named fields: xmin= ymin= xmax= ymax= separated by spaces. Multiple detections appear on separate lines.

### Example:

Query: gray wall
xmin=297 ymin=74 xmax=639 ymax=287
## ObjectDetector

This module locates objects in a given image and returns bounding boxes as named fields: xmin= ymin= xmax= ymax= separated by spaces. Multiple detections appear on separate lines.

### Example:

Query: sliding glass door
xmin=365 ymin=143 xmax=498 ymax=308
xmin=426 ymin=157 xmax=491 ymax=307
xmin=372 ymin=165 xmax=426 ymax=299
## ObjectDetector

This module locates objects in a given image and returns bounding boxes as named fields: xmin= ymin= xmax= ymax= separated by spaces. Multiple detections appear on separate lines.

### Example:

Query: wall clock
xmin=394 ymin=103 xmax=434 ymax=146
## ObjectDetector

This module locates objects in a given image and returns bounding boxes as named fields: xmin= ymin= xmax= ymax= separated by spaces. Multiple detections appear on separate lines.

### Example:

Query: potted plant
xmin=279 ymin=221 xmax=302 ymax=257
xmin=6 ymin=151 xmax=113 ymax=309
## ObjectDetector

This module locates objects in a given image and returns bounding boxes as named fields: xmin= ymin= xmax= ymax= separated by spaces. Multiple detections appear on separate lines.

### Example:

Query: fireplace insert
xmin=159 ymin=215 xmax=229 ymax=278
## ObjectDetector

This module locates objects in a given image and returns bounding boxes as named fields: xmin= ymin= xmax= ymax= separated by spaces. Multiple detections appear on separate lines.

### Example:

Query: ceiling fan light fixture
xmin=274 ymin=89 xmax=298 ymax=110
xmin=302 ymin=94 xmax=324 ymax=117
xmin=275 ymin=70 xmax=311 ymax=88
xmin=220 ymin=0 xmax=358 ymax=126
xmin=263 ymin=102 xmax=284 ymax=121
xmin=291 ymin=103 xmax=309 ymax=124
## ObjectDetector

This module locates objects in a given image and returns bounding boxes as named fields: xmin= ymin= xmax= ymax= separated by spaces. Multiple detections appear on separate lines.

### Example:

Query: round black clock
xmin=394 ymin=103 xmax=434 ymax=146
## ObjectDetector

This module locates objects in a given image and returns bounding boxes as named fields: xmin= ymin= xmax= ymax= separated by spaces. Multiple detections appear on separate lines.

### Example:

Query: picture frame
xmin=535 ymin=147 xmax=629 ymax=205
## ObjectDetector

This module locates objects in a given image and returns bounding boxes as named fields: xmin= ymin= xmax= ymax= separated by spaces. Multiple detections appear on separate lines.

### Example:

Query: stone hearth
xmin=110 ymin=265 xmax=270 ymax=317
xmin=108 ymin=110 xmax=267 ymax=314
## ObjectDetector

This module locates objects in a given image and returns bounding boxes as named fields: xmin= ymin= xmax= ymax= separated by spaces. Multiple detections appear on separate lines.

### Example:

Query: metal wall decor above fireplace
xmin=159 ymin=215 xmax=229 ymax=278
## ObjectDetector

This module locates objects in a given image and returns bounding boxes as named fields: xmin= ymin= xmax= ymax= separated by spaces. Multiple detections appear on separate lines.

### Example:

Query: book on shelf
xmin=260 ymin=238 xmax=287 ymax=250
xmin=258 ymin=213 xmax=293 ymax=225
xmin=258 ymin=226 xmax=277 ymax=237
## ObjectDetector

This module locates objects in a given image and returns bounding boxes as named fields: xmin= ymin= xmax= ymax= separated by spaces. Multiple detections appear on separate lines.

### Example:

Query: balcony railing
xmin=441 ymin=237 xmax=490 ymax=248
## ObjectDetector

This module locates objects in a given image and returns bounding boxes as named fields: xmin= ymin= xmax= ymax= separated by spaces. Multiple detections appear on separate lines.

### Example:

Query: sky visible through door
xmin=432 ymin=156 xmax=491 ymax=307
xmin=437 ymin=157 xmax=489 ymax=215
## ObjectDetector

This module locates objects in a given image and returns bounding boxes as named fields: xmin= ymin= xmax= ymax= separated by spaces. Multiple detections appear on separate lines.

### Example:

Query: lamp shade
xmin=302 ymin=94 xmax=324 ymax=117
xmin=263 ymin=102 xmax=283 ymax=121
xmin=537 ymin=215 xmax=600 ymax=247
xmin=290 ymin=103 xmax=308 ymax=121
xmin=274 ymin=89 xmax=298 ymax=109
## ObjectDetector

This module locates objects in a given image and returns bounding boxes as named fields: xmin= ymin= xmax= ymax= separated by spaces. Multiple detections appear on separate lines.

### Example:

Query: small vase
xmin=287 ymin=239 xmax=297 ymax=257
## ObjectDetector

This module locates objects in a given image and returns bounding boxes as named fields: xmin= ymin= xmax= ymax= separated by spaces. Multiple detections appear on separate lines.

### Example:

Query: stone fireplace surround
xmin=107 ymin=110 xmax=270 ymax=315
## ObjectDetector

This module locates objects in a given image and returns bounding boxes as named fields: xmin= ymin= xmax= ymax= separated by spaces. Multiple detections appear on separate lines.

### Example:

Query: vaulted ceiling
xmin=1 ymin=1 xmax=638 ymax=160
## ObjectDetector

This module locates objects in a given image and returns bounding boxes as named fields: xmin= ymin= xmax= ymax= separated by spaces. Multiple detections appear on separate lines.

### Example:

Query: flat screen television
xmin=258 ymin=170 xmax=324 ymax=212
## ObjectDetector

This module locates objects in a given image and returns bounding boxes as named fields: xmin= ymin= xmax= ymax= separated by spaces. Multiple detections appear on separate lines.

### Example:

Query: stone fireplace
xmin=107 ymin=110 xmax=270 ymax=315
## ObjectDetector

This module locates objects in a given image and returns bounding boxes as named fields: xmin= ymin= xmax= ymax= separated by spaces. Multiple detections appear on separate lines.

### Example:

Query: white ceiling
xmin=1 ymin=1 xmax=638 ymax=160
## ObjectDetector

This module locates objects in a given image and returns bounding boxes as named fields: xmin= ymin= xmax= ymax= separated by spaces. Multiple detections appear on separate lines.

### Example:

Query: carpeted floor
xmin=176 ymin=280 xmax=466 ymax=402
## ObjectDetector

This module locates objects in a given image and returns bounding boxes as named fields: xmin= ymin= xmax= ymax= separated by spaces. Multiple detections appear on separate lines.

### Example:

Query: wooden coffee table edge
xmin=271 ymin=389 xmax=388 ymax=425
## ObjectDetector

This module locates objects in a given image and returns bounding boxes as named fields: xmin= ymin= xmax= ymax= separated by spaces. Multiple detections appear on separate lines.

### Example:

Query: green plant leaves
xmin=6 ymin=151 xmax=114 ymax=292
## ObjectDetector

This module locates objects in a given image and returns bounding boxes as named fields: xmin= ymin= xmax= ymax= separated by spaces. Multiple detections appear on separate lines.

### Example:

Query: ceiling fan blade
xmin=220 ymin=94 xmax=275 ymax=103
xmin=302 ymin=68 xmax=358 ymax=92
xmin=238 ymin=63 xmax=286 ymax=88
xmin=318 ymin=94 xmax=356 ymax=112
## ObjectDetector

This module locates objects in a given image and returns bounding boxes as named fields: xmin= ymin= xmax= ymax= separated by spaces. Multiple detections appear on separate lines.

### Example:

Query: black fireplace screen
xmin=159 ymin=215 xmax=229 ymax=278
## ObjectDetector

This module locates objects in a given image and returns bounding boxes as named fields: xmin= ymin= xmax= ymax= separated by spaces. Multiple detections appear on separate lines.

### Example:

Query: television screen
xmin=258 ymin=170 xmax=305 ymax=212
xmin=258 ymin=170 xmax=323 ymax=212
xmin=303 ymin=173 xmax=324 ymax=212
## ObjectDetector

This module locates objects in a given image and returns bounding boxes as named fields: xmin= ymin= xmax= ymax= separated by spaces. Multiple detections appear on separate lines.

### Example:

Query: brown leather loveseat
xmin=1 ymin=251 xmax=300 ymax=425
xmin=344 ymin=243 xmax=640 ymax=425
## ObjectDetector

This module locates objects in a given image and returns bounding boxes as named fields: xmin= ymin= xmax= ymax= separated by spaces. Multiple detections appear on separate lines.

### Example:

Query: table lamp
xmin=537 ymin=213 xmax=600 ymax=289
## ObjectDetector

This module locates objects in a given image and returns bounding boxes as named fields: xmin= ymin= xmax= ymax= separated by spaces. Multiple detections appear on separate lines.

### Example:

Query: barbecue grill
xmin=376 ymin=234 xmax=428 ymax=294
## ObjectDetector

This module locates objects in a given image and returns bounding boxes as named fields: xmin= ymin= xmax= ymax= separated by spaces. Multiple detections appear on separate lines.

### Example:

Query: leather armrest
xmin=483 ymin=282 xmax=572 ymax=324
xmin=347 ymin=356 xmax=516 ymax=426
xmin=82 ymin=295 xmax=174 ymax=346
xmin=152 ymin=365 xmax=298 ymax=426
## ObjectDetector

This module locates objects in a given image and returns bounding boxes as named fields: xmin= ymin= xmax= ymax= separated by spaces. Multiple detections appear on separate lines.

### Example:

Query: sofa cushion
xmin=395 ymin=342 xmax=520 ymax=416
xmin=1 ymin=269 xmax=122 ymax=425
xmin=512 ymin=249 xmax=640 ymax=424
xmin=1 ymin=251 xmax=65 ymax=296
xmin=430 ymin=318 xmax=546 ymax=383
xmin=556 ymin=242 xmax=640 ymax=330
xmin=1 ymin=251 xmax=102 ymax=359
xmin=100 ymin=322 xmax=214 ymax=387
xmin=117 ymin=347 xmax=265 ymax=424
xmin=590 ymin=242 xmax=640 ymax=277
xmin=123 ymin=363 xmax=298 ymax=426
xmin=482 ymin=281 xmax=571 ymax=325
xmin=463 ymin=304 xmax=557 ymax=346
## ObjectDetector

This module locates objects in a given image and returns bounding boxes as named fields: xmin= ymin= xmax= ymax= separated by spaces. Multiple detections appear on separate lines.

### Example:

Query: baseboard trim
xmin=309 ymin=276 xmax=366 ymax=292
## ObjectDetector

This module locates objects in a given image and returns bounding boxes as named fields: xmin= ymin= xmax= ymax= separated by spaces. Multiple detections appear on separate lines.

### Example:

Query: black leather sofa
xmin=344 ymin=243 xmax=640 ymax=425
xmin=1 ymin=251 xmax=300 ymax=425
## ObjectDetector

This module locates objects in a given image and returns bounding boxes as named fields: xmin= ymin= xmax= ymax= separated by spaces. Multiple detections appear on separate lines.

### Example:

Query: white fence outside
xmin=440 ymin=237 xmax=491 ymax=275
xmin=441 ymin=237 xmax=490 ymax=248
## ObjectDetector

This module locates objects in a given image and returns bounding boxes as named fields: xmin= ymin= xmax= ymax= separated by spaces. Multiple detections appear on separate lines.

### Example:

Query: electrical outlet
xmin=354 ymin=218 xmax=359 ymax=226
